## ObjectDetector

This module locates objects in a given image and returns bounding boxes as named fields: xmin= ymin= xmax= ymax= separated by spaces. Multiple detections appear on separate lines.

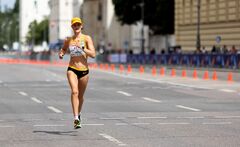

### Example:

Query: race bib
xmin=69 ymin=45 xmax=85 ymax=57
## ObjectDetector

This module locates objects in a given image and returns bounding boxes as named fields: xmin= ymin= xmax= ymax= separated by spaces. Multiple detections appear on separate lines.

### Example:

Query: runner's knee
xmin=71 ymin=91 xmax=79 ymax=97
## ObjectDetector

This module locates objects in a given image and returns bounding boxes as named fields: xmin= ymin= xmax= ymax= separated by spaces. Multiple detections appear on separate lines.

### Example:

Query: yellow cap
xmin=71 ymin=17 xmax=82 ymax=25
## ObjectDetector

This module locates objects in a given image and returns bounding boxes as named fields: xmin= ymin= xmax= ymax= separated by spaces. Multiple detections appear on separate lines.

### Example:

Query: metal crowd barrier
xmin=126 ymin=53 xmax=240 ymax=69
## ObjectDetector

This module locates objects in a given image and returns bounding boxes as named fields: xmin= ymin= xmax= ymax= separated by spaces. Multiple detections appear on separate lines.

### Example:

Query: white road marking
xmin=152 ymin=86 xmax=172 ymax=89
xmin=177 ymin=116 xmax=204 ymax=119
xmin=46 ymin=79 xmax=51 ymax=82
xmin=23 ymin=119 xmax=43 ymax=121
xmin=96 ymin=69 xmax=213 ymax=90
xmin=202 ymin=122 xmax=232 ymax=125
xmin=117 ymin=91 xmax=132 ymax=96
xmin=142 ymin=97 xmax=161 ymax=103
xmin=99 ymin=133 xmax=127 ymax=146
xmin=18 ymin=91 xmax=28 ymax=96
xmin=47 ymin=106 xmax=62 ymax=113
xmin=127 ymin=82 xmax=138 ymax=85
xmin=214 ymin=116 xmax=240 ymax=119
xmin=33 ymin=124 xmax=65 ymax=127
xmin=31 ymin=97 xmax=43 ymax=104
xmin=100 ymin=117 xmax=125 ymax=120
xmin=219 ymin=89 xmax=236 ymax=93
xmin=176 ymin=105 xmax=201 ymax=112
xmin=137 ymin=116 xmax=167 ymax=119
xmin=158 ymin=122 xmax=190 ymax=125
xmin=82 ymin=124 xmax=104 ymax=126
xmin=115 ymin=123 xmax=128 ymax=126
xmin=166 ymin=82 xmax=212 ymax=90
xmin=132 ymin=123 xmax=150 ymax=125
xmin=0 ymin=80 xmax=2 ymax=83
xmin=0 ymin=125 xmax=15 ymax=128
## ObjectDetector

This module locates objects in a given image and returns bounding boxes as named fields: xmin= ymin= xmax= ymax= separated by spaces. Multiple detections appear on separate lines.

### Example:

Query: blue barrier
xmin=200 ymin=54 xmax=211 ymax=67
xmin=180 ymin=54 xmax=190 ymax=66
xmin=168 ymin=54 xmax=180 ymax=65
xmin=229 ymin=54 xmax=237 ymax=68
xmin=126 ymin=53 xmax=239 ymax=69
xmin=191 ymin=54 xmax=200 ymax=67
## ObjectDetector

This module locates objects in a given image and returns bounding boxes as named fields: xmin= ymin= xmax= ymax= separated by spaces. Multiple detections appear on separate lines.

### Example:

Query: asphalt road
xmin=0 ymin=63 xmax=240 ymax=147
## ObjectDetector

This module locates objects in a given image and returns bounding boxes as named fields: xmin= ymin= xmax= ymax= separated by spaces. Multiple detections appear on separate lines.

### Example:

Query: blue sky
xmin=1 ymin=0 xmax=16 ymax=10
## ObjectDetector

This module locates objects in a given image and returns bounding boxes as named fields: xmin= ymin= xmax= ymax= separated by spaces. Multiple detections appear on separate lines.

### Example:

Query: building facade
xmin=49 ymin=0 xmax=74 ymax=43
xmin=19 ymin=0 xmax=50 ymax=51
xmin=48 ymin=0 xmax=149 ymax=53
xmin=175 ymin=0 xmax=240 ymax=51
xmin=48 ymin=0 xmax=85 ymax=44
xmin=81 ymin=0 xmax=149 ymax=53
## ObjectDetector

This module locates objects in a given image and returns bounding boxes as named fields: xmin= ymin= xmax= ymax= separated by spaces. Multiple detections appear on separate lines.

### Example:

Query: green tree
xmin=12 ymin=0 xmax=19 ymax=13
xmin=112 ymin=0 xmax=174 ymax=35
xmin=26 ymin=18 xmax=49 ymax=45
xmin=0 ymin=0 xmax=19 ymax=49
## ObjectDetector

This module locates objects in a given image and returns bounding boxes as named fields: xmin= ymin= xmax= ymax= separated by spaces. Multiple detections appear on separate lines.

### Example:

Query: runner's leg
xmin=78 ymin=74 xmax=89 ymax=115
xmin=67 ymin=70 xmax=79 ymax=118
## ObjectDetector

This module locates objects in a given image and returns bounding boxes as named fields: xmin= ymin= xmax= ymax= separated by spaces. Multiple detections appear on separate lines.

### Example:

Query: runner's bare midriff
xmin=69 ymin=56 xmax=88 ymax=69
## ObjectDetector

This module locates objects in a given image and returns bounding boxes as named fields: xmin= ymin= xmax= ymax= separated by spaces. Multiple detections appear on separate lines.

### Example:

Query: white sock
xmin=74 ymin=115 xmax=79 ymax=120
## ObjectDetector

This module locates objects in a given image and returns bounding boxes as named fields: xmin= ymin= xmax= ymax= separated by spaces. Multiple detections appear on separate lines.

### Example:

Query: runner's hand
xmin=59 ymin=53 xmax=64 ymax=59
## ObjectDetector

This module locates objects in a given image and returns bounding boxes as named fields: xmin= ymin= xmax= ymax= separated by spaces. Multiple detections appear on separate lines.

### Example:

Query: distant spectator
xmin=150 ymin=48 xmax=156 ymax=55
xmin=230 ymin=45 xmax=237 ymax=54
xmin=128 ymin=49 xmax=133 ymax=55
xmin=201 ymin=46 xmax=207 ymax=54
xmin=161 ymin=48 xmax=165 ymax=54
xmin=174 ymin=46 xmax=182 ymax=54
xmin=106 ymin=43 xmax=112 ymax=52
xmin=211 ymin=45 xmax=217 ymax=54
xmin=195 ymin=48 xmax=201 ymax=54
xmin=221 ymin=45 xmax=228 ymax=54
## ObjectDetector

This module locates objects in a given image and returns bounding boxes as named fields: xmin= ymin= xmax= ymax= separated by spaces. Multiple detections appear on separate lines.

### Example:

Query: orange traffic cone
xmin=105 ymin=64 xmax=109 ymax=71
xmin=193 ymin=69 xmax=198 ymax=79
xmin=100 ymin=64 xmax=104 ymax=70
xmin=203 ymin=71 xmax=209 ymax=80
xmin=95 ymin=63 xmax=98 ymax=69
xmin=152 ymin=66 xmax=157 ymax=76
xmin=212 ymin=71 xmax=218 ymax=80
xmin=111 ymin=64 xmax=115 ymax=72
xmin=119 ymin=64 xmax=124 ymax=73
xmin=171 ymin=68 xmax=176 ymax=77
xmin=227 ymin=72 xmax=233 ymax=83
xmin=127 ymin=64 xmax=132 ymax=73
xmin=182 ymin=69 xmax=187 ymax=78
xmin=160 ymin=67 xmax=165 ymax=76
xmin=139 ymin=65 xmax=144 ymax=74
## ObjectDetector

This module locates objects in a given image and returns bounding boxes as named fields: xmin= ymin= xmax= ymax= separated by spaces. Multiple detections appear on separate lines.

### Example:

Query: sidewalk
xmin=91 ymin=63 xmax=240 ymax=92
xmin=96 ymin=63 xmax=240 ymax=82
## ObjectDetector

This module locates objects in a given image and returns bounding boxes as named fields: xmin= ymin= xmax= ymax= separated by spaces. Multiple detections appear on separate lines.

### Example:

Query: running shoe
xmin=74 ymin=119 xmax=81 ymax=129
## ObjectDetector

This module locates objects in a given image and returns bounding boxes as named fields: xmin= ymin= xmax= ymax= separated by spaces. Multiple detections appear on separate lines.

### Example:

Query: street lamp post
xmin=196 ymin=0 xmax=201 ymax=50
xmin=32 ymin=0 xmax=37 ymax=50
xmin=140 ymin=0 xmax=145 ymax=54
xmin=0 ymin=0 xmax=2 ymax=12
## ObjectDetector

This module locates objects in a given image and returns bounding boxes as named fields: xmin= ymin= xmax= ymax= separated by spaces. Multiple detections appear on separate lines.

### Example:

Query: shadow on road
xmin=33 ymin=130 xmax=78 ymax=136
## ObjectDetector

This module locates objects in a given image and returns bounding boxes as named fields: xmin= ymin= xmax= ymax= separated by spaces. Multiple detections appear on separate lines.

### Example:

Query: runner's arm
xmin=83 ymin=35 xmax=96 ymax=58
xmin=59 ymin=38 xmax=69 ymax=59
